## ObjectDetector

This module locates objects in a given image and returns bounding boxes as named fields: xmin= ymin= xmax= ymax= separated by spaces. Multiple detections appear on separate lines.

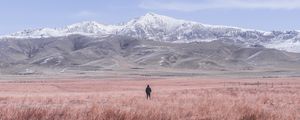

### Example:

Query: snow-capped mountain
xmin=5 ymin=21 xmax=121 ymax=38
xmin=1 ymin=13 xmax=300 ymax=52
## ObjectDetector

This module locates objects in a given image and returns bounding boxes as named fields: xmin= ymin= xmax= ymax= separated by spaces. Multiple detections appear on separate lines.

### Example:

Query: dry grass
xmin=0 ymin=77 xmax=299 ymax=120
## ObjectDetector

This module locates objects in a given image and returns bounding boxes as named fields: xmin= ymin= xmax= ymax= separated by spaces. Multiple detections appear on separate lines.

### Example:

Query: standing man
xmin=145 ymin=85 xmax=152 ymax=100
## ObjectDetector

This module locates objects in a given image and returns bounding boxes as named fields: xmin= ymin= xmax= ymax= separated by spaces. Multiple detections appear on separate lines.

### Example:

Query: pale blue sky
xmin=0 ymin=0 xmax=300 ymax=35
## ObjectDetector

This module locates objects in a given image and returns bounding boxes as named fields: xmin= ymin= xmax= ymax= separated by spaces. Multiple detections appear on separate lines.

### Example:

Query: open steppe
xmin=0 ymin=72 xmax=299 ymax=120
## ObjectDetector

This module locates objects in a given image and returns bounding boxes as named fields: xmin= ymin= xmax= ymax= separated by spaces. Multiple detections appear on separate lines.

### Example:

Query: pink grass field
xmin=0 ymin=76 xmax=299 ymax=120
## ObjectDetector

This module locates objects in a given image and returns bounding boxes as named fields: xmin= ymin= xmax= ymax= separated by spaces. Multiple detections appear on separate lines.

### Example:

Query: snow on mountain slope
xmin=118 ymin=13 xmax=254 ymax=42
xmin=2 ymin=21 xmax=121 ymax=38
xmin=62 ymin=21 xmax=121 ymax=34
xmin=265 ymin=32 xmax=300 ymax=53
xmin=5 ymin=28 xmax=64 ymax=38
xmin=0 ymin=13 xmax=256 ymax=40
xmin=1 ymin=13 xmax=300 ymax=52
xmin=118 ymin=13 xmax=190 ymax=41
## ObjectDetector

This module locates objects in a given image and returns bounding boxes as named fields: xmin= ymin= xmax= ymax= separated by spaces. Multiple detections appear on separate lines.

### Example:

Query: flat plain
xmin=0 ymin=73 xmax=299 ymax=120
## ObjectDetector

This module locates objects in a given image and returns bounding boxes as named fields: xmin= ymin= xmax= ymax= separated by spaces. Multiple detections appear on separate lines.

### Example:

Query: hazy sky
xmin=1 ymin=0 xmax=300 ymax=35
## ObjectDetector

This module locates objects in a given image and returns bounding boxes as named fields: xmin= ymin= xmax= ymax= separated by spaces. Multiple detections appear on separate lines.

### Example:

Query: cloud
xmin=75 ymin=10 xmax=97 ymax=18
xmin=139 ymin=0 xmax=300 ymax=11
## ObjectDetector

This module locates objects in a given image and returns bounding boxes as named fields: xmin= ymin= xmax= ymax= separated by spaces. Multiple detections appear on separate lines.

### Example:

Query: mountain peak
xmin=139 ymin=12 xmax=185 ymax=23
xmin=125 ymin=12 xmax=188 ymax=29
xmin=144 ymin=12 xmax=160 ymax=17
xmin=67 ymin=21 xmax=104 ymax=28
xmin=142 ymin=12 xmax=176 ymax=19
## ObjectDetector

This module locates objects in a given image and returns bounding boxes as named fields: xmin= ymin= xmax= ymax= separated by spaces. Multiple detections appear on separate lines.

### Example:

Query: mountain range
xmin=1 ymin=13 xmax=300 ymax=75
xmin=2 ymin=13 xmax=300 ymax=53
